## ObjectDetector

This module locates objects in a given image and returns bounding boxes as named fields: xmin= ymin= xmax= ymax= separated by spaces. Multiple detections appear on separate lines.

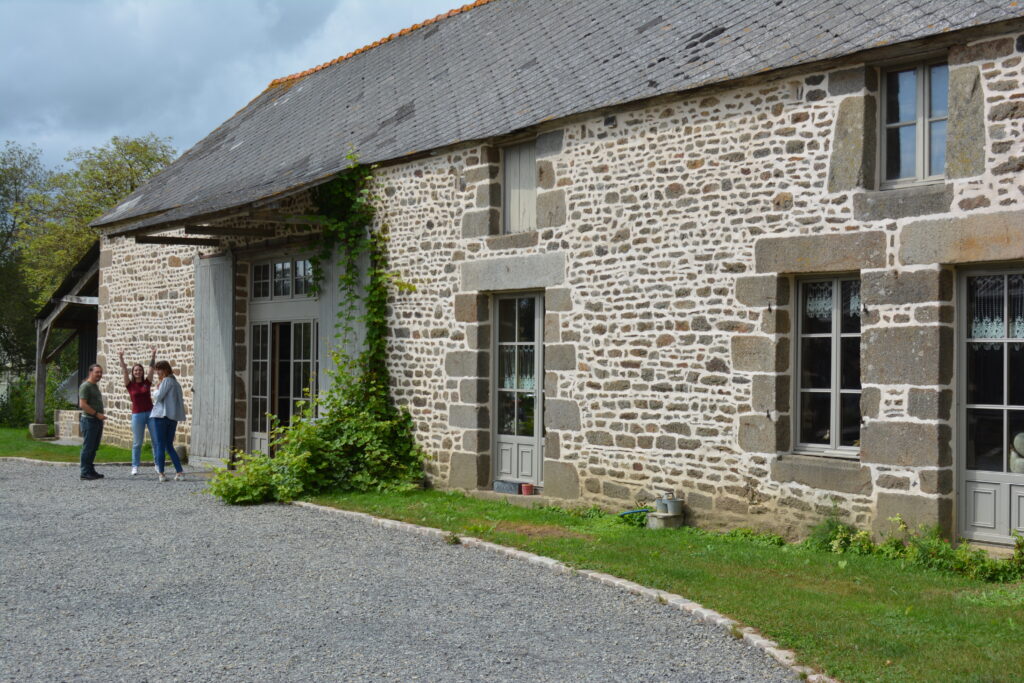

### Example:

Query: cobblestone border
xmin=293 ymin=500 xmax=839 ymax=682
xmin=1 ymin=458 xmax=134 ymax=466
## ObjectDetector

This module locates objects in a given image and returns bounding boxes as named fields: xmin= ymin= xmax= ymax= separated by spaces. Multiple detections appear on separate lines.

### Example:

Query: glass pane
xmin=517 ymin=297 xmax=536 ymax=342
xmin=273 ymin=261 xmax=292 ymax=297
xmin=498 ymin=299 xmax=516 ymax=342
xmin=840 ymin=393 xmax=861 ymax=447
xmin=801 ymin=282 xmax=833 ymax=335
xmin=840 ymin=337 xmax=861 ymax=390
xmin=253 ymin=264 xmax=270 ymax=298
xmin=293 ymin=364 xmax=311 ymax=398
xmin=799 ymin=392 xmax=831 ymax=445
xmin=1010 ymin=344 xmax=1024 ymax=407
xmin=966 ymin=343 xmax=1004 ymax=406
xmin=1010 ymin=275 xmax=1024 ymax=339
xmin=841 ymin=280 xmax=861 ymax=333
xmin=518 ymin=393 xmax=535 ymax=437
xmin=1010 ymin=411 xmax=1024 ymax=474
xmin=929 ymin=64 xmax=948 ymax=118
xmin=295 ymin=323 xmax=312 ymax=360
xmin=929 ymin=120 xmax=946 ymax=176
xmin=968 ymin=275 xmax=1004 ymax=339
xmin=250 ymin=397 xmax=263 ymax=431
xmin=886 ymin=125 xmax=916 ymax=180
xmin=886 ymin=68 xmax=917 ymax=123
xmin=800 ymin=338 xmax=831 ymax=389
xmin=967 ymin=409 xmax=1004 ymax=472
xmin=517 ymin=346 xmax=536 ymax=390
xmin=253 ymin=362 xmax=266 ymax=396
xmin=498 ymin=392 xmax=516 ymax=435
xmin=294 ymin=260 xmax=312 ymax=295
xmin=498 ymin=346 xmax=516 ymax=390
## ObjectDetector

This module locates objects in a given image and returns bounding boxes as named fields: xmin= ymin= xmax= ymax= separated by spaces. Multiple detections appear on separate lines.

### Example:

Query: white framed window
xmin=880 ymin=61 xmax=948 ymax=187
xmin=251 ymin=258 xmax=314 ymax=301
xmin=502 ymin=140 xmax=537 ymax=234
xmin=795 ymin=277 xmax=862 ymax=455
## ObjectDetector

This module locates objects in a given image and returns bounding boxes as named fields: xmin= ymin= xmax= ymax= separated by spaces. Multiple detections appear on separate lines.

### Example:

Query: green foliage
xmin=617 ymin=509 xmax=648 ymax=528
xmin=0 ymin=365 xmax=72 ymax=428
xmin=15 ymin=134 xmax=175 ymax=306
xmin=209 ymin=157 xmax=425 ymax=505
xmin=0 ymin=142 xmax=49 ymax=370
xmin=722 ymin=527 xmax=786 ymax=547
xmin=803 ymin=511 xmax=1024 ymax=582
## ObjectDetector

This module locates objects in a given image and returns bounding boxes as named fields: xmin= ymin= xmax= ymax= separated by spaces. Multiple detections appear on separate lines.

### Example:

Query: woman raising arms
xmin=118 ymin=347 xmax=156 ymax=476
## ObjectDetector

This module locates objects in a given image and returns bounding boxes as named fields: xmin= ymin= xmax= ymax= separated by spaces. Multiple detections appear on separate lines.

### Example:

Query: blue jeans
xmin=130 ymin=411 xmax=151 ymax=469
xmin=150 ymin=417 xmax=183 ymax=474
xmin=79 ymin=415 xmax=104 ymax=476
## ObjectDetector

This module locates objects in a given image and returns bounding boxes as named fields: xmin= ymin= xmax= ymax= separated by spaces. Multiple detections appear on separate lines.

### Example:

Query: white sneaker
xmin=158 ymin=472 xmax=167 ymax=482
xmin=131 ymin=467 xmax=138 ymax=476
xmin=174 ymin=472 xmax=184 ymax=481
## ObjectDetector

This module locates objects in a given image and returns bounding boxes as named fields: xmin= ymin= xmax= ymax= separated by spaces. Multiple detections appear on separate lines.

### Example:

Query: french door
xmin=959 ymin=270 xmax=1024 ymax=544
xmin=493 ymin=294 xmax=544 ymax=486
xmin=250 ymin=320 xmax=318 ymax=454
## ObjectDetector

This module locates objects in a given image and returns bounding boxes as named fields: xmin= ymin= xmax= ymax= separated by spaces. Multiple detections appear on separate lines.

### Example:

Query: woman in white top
xmin=150 ymin=360 xmax=186 ymax=482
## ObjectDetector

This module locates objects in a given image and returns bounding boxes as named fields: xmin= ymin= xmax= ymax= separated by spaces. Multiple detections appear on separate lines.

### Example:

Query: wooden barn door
xmin=192 ymin=253 xmax=234 ymax=461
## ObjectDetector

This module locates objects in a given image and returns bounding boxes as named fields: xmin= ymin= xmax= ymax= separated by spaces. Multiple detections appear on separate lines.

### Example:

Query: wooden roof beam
xmin=249 ymin=212 xmax=325 ymax=226
xmin=184 ymin=225 xmax=276 ymax=237
xmin=135 ymin=236 xmax=222 ymax=247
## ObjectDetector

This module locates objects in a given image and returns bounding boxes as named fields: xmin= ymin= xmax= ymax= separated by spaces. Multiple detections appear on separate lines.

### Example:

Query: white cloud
xmin=0 ymin=0 xmax=458 ymax=167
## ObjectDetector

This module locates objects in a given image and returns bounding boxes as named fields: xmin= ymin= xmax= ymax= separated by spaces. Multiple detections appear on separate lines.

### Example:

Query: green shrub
xmin=803 ymin=511 xmax=1024 ymax=583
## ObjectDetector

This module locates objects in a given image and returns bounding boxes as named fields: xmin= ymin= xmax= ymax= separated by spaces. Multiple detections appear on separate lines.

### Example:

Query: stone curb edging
xmin=1 ymin=458 xmax=135 ymax=467
xmin=292 ymin=501 xmax=838 ymax=682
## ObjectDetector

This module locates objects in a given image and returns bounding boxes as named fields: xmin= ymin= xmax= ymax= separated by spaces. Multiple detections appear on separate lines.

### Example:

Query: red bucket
xmin=520 ymin=483 xmax=535 ymax=495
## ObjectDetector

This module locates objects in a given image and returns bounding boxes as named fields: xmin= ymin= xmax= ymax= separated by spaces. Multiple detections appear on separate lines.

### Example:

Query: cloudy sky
xmin=0 ymin=0 xmax=459 ymax=168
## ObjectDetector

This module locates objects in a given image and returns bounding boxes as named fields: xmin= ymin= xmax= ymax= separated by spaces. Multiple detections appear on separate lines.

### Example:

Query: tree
xmin=0 ymin=142 xmax=49 ymax=370
xmin=15 ymin=134 xmax=176 ymax=306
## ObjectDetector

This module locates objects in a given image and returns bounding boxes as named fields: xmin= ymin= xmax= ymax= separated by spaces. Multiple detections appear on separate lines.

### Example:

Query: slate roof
xmin=96 ymin=0 xmax=1024 ymax=233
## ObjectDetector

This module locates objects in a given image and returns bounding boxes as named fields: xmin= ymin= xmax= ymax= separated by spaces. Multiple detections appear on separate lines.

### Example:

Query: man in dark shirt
xmin=78 ymin=364 xmax=107 ymax=480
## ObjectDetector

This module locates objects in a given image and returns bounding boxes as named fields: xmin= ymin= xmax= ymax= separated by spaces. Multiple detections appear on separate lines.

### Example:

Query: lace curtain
xmin=1011 ymin=275 xmax=1024 ymax=342
xmin=970 ymin=276 xmax=1004 ymax=344
xmin=805 ymin=282 xmax=832 ymax=321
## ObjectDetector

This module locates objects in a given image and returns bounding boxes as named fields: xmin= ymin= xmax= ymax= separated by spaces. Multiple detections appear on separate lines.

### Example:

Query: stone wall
xmin=371 ymin=29 xmax=1024 ymax=539
xmin=54 ymin=409 xmax=81 ymax=440
xmin=95 ymin=232 xmax=199 ymax=450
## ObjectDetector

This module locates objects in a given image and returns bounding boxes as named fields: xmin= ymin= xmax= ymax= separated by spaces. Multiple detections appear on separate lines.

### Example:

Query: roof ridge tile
xmin=266 ymin=0 xmax=497 ymax=89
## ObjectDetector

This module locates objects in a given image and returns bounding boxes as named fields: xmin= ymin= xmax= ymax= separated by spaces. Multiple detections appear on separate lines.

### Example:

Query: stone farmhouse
xmin=83 ymin=0 xmax=1024 ymax=545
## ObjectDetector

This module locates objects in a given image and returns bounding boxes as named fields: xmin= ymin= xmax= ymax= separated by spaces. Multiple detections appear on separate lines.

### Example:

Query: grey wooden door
xmin=959 ymin=271 xmax=1024 ymax=545
xmin=191 ymin=253 xmax=234 ymax=461
xmin=493 ymin=294 xmax=544 ymax=485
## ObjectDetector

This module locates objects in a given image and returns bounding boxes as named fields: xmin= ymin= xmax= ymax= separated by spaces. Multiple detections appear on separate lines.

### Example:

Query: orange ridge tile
xmin=267 ymin=0 xmax=497 ymax=89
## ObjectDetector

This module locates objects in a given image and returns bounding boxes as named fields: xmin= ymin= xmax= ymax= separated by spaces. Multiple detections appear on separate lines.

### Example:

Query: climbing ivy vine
xmin=209 ymin=155 xmax=424 ymax=505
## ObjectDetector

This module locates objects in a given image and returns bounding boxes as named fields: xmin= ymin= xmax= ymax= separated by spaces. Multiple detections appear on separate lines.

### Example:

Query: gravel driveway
xmin=0 ymin=460 xmax=794 ymax=682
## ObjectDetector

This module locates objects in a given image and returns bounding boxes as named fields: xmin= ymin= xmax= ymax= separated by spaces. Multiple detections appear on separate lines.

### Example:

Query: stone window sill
xmin=486 ymin=230 xmax=540 ymax=251
xmin=772 ymin=452 xmax=872 ymax=495
xmin=788 ymin=449 xmax=861 ymax=463
xmin=852 ymin=183 xmax=953 ymax=222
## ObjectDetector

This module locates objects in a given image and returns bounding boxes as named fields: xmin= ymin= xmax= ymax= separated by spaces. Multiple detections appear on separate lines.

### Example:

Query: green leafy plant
xmin=208 ymin=157 xmax=424 ymax=505
xmin=722 ymin=527 xmax=786 ymax=547
xmin=801 ymin=510 xmax=1024 ymax=583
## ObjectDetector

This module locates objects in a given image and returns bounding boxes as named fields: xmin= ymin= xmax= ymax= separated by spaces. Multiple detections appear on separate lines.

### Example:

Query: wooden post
xmin=31 ymin=319 xmax=49 ymax=434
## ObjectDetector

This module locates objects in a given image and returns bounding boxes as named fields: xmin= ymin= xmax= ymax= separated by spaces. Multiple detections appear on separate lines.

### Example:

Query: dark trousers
xmin=79 ymin=415 xmax=104 ymax=476
xmin=150 ymin=417 xmax=183 ymax=474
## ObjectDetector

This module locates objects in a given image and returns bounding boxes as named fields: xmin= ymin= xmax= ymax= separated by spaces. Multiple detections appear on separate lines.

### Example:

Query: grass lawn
xmin=0 ymin=427 xmax=136 ymax=463
xmin=309 ymin=489 xmax=1024 ymax=683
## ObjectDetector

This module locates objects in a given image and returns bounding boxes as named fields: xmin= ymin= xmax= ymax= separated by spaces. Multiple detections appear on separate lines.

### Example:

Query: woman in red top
xmin=119 ymin=348 xmax=156 ymax=475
